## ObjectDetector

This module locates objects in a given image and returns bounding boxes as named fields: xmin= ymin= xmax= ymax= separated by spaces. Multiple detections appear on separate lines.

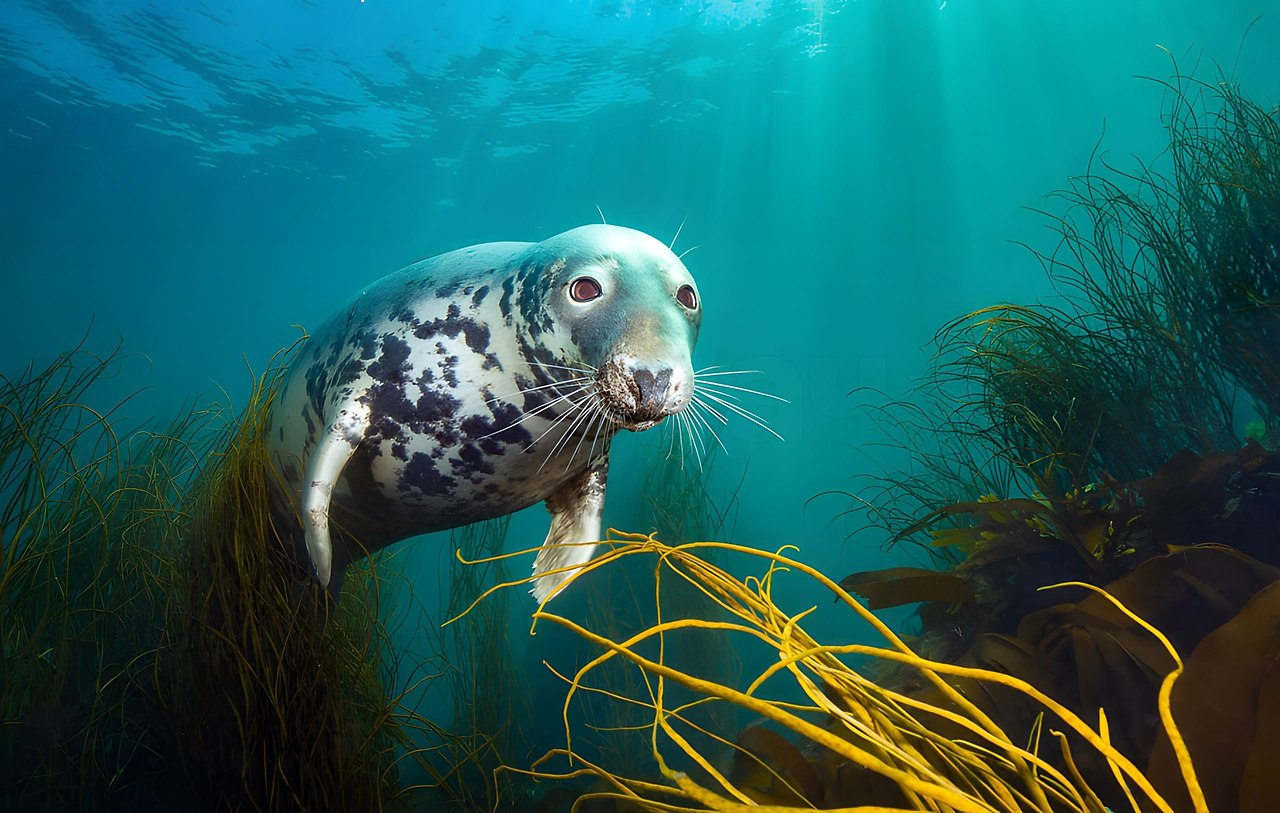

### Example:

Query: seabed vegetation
xmin=2 ymin=66 xmax=1277 ymax=811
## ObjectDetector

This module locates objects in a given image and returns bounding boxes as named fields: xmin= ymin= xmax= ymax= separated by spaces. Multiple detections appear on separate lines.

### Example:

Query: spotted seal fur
xmin=267 ymin=224 xmax=701 ymax=601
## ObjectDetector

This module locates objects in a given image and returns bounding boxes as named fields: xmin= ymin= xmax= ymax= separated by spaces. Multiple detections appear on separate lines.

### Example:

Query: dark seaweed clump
xmin=1 ymin=343 xmax=191 ymax=807
xmin=0 ymin=339 xmax=540 ymax=811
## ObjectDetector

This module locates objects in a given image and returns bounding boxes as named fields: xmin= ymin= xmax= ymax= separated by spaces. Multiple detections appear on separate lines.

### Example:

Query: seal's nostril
xmin=633 ymin=368 xmax=673 ymax=414
xmin=633 ymin=369 xmax=656 ymax=405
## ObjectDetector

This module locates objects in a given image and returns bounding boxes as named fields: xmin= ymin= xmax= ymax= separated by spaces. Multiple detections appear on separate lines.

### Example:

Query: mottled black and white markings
xmin=267 ymin=225 xmax=705 ymax=601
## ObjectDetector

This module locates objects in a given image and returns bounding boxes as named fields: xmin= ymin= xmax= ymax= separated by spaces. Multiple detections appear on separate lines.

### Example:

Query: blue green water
xmin=2 ymin=0 xmax=1278 ymax=803
xmin=5 ymin=0 xmax=1276 ymax=611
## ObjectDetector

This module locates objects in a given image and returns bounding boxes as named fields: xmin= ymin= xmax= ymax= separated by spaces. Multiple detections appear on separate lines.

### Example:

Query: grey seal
xmin=267 ymin=224 xmax=701 ymax=601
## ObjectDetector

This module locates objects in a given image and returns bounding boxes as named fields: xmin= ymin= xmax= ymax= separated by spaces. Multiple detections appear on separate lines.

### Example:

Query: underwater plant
xmin=461 ymin=531 xmax=1214 ymax=812
xmin=582 ymin=448 xmax=745 ymax=788
xmin=844 ymin=67 xmax=1279 ymax=565
xmin=156 ymin=343 xmax=418 ymax=810
xmin=0 ymin=338 xmax=496 ymax=811
xmin=953 ymin=66 xmax=1277 ymax=489
xmin=1 ymin=341 xmax=200 ymax=806
xmin=832 ymin=65 xmax=1280 ymax=629
xmin=818 ymin=65 xmax=1280 ymax=811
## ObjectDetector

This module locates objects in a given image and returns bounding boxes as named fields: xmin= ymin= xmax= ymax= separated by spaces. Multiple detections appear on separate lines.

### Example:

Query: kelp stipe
xmin=466 ymin=533 xmax=1205 ymax=811
xmin=438 ymin=445 xmax=746 ymax=807
xmin=567 ymin=444 xmax=744 ymax=787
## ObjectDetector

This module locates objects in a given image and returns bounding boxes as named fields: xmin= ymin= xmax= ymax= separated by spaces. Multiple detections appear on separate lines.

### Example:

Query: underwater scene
xmin=3 ymin=0 xmax=1280 ymax=810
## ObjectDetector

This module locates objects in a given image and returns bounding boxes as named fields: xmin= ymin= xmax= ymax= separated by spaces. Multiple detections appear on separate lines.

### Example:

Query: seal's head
xmin=519 ymin=224 xmax=701 ymax=431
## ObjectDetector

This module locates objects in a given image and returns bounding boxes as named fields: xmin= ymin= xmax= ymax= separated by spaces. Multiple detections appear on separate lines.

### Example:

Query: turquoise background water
xmin=2 ymin=0 xmax=1278 ymax=736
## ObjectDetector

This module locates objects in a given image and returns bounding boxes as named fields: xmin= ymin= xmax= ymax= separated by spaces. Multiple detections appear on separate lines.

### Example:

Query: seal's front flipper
xmin=301 ymin=405 xmax=369 ymax=588
xmin=532 ymin=457 xmax=608 ymax=603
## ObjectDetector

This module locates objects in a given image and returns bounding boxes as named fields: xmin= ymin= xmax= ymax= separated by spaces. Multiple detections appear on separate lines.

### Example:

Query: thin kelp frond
xmin=1144 ymin=67 xmax=1280 ymax=407
xmin=469 ymin=532 xmax=1207 ymax=812
xmin=1 ymin=341 xmax=215 ymax=806
xmin=847 ymin=69 xmax=1278 ymax=565
xmin=544 ymin=443 xmax=747 ymax=790
xmin=934 ymin=303 xmax=1192 ymax=489
xmin=159 ymin=341 xmax=420 ymax=811
xmin=1012 ymin=66 xmax=1279 ymax=481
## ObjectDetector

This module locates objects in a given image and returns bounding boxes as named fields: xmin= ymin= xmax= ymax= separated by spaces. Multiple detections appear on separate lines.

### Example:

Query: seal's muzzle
xmin=598 ymin=358 xmax=689 ymax=431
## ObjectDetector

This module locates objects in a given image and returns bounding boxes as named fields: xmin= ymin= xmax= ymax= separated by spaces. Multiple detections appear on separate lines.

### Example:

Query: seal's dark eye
xmin=570 ymin=277 xmax=602 ymax=302
xmin=676 ymin=285 xmax=698 ymax=310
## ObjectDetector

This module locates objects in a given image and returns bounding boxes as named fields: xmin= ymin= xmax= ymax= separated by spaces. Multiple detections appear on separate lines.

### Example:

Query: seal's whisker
xmin=688 ymin=403 xmax=716 ymax=451
xmin=665 ymin=411 xmax=684 ymax=462
xmin=677 ymin=245 xmax=700 ymax=260
xmin=694 ymin=379 xmax=790 ymax=404
xmin=693 ymin=365 xmax=762 ymax=376
xmin=585 ymin=400 xmax=611 ymax=465
xmin=523 ymin=383 xmax=591 ymax=413
xmin=562 ymin=400 xmax=597 ymax=469
xmin=518 ymin=390 xmax=587 ymax=423
xmin=553 ymin=396 xmax=605 ymax=473
xmin=663 ymin=411 xmax=695 ymax=470
xmin=534 ymin=387 xmax=591 ymax=438
xmin=690 ymin=394 xmax=730 ymax=425
xmin=481 ymin=385 xmax=588 ymax=437
xmin=671 ymin=414 xmax=685 ymax=468
xmin=578 ymin=400 xmax=612 ymax=471
xmin=664 ymin=411 xmax=679 ymax=462
xmin=666 ymin=412 xmax=687 ymax=470
xmin=669 ymin=215 xmax=687 ymax=250
xmin=696 ymin=384 xmax=745 ymax=404
xmin=525 ymin=361 xmax=597 ymax=375
xmin=485 ymin=376 xmax=592 ymax=405
xmin=677 ymin=411 xmax=694 ymax=469
xmin=527 ymin=391 xmax=592 ymax=462
xmin=696 ymin=390 xmax=768 ymax=425
xmin=681 ymin=410 xmax=708 ymax=471
xmin=687 ymin=403 xmax=728 ymax=455
xmin=485 ymin=383 xmax=591 ymax=442
xmin=541 ymin=389 xmax=606 ymax=470
xmin=696 ymin=391 xmax=786 ymax=442
xmin=510 ymin=360 xmax=598 ymax=381
xmin=684 ymin=412 xmax=699 ymax=469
